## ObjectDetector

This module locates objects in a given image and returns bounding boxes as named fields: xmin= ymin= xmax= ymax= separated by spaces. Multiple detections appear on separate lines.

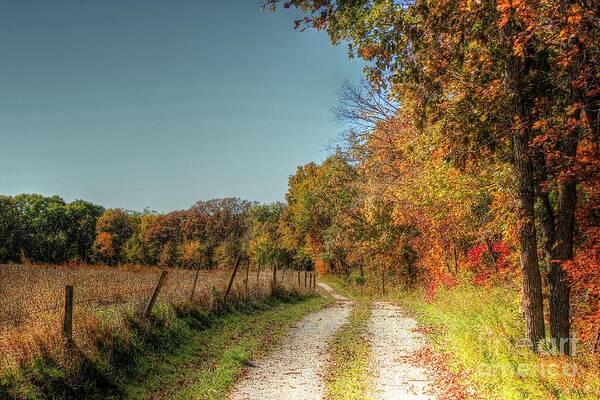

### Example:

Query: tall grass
xmin=400 ymin=281 xmax=600 ymax=400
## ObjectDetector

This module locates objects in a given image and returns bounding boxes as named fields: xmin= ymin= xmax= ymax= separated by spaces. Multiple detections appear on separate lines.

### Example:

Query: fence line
xmin=0 ymin=265 xmax=317 ymax=343
xmin=0 ymin=303 xmax=63 ymax=326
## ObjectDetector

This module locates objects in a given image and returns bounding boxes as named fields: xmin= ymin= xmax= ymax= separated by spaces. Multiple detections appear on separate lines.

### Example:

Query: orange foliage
xmin=93 ymin=231 xmax=116 ymax=261
xmin=565 ymin=233 xmax=600 ymax=344
xmin=314 ymin=259 xmax=328 ymax=275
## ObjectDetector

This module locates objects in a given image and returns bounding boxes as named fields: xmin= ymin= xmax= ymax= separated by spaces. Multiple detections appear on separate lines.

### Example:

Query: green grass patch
xmin=1 ymin=294 xmax=331 ymax=400
xmin=319 ymin=275 xmax=371 ymax=301
xmin=324 ymin=301 xmax=373 ymax=400
xmin=400 ymin=282 xmax=600 ymax=400
xmin=319 ymin=274 xmax=402 ymax=302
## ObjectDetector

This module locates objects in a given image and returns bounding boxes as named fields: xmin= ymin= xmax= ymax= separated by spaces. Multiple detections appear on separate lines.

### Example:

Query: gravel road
xmin=229 ymin=289 xmax=437 ymax=400
xmin=229 ymin=301 xmax=353 ymax=400
xmin=368 ymin=302 xmax=435 ymax=399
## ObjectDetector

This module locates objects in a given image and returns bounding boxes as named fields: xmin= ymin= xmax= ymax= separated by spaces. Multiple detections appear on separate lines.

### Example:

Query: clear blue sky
xmin=0 ymin=1 xmax=363 ymax=211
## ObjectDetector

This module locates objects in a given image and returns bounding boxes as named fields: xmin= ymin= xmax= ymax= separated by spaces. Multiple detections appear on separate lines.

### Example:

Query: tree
xmin=94 ymin=209 xmax=135 ymax=264
xmin=280 ymin=156 xmax=355 ymax=274
xmin=64 ymin=200 xmax=104 ymax=262
xmin=93 ymin=231 xmax=117 ymax=263
xmin=248 ymin=203 xmax=285 ymax=269
xmin=14 ymin=194 xmax=69 ymax=263
xmin=180 ymin=240 xmax=208 ymax=269
xmin=188 ymin=198 xmax=254 ymax=267
xmin=141 ymin=211 xmax=184 ymax=266
xmin=0 ymin=196 xmax=22 ymax=263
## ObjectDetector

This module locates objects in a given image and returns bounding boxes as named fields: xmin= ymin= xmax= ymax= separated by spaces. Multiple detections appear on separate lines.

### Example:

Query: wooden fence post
xmin=313 ymin=273 xmax=317 ymax=291
xmin=63 ymin=285 xmax=73 ymax=342
xmin=297 ymin=270 xmax=301 ymax=288
xmin=190 ymin=269 xmax=200 ymax=302
xmin=224 ymin=255 xmax=242 ymax=301
xmin=304 ymin=270 xmax=308 ymax=288
xmin=145 ymin=271 xmax=168 ymax=317
xmin=272 ymin=263 xmax=277 ymax=294
xmin=245 ymin=259 xmax=250 ymax=294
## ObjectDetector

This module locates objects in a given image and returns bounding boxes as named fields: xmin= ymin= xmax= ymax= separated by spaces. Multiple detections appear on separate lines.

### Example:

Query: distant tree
xmin=123 ymin=233 xmax=148 ymax=265
xmin=180 ymin=240 xmax=208 ymax=269
xmin=247 ymin=203 xmax=285 ymax=268
xmin=0 ymin=196 xmax=22 ymax=263
xmin=64 ymin=200 xmax=104 ymax=262
xmin=14 ymin=194 xmax=69 ymax=263
xmin=280 ymin=155 xmax=362 ymax=274
xmin=141 ymin=211 xmax=185 ymax=266
xmin=189 ymin=198 xmax=254 ymax=267
xmin=93 ymin=231 xmax=117 ymax=263
xmin=93 ymin=209 xmax=134 ymax=264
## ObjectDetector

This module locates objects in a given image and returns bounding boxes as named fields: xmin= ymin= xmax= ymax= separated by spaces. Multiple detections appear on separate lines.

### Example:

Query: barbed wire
xmin=0 ymin=302 xmax=63 ymax=326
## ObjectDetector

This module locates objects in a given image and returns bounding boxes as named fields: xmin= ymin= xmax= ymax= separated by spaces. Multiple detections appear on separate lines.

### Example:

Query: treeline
xmin=0 ymin=195 xmax=103 ymax=264
xmin=0 ymin=195 xmax=311 ymax=271
xmin=268 ymin=0 xmax=600 ymax=353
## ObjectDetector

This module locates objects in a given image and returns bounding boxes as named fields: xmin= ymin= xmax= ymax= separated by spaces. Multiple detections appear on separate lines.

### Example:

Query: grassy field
xmin=323 ymin=301 xmax=373 ymax=400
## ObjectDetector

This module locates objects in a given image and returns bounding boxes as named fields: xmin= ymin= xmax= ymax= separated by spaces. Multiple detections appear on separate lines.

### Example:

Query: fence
xmin=0 ymin=263 xmax=317 ymax=363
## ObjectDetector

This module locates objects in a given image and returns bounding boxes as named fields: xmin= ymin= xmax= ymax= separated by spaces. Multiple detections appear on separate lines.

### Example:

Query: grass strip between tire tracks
xmin=324 ymin=300 xmax=373 ymax=400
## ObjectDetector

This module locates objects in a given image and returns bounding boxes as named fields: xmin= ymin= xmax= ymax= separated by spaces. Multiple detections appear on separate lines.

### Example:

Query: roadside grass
xmin=400 ymin=282 xmax=600 ymax=400
xmin=0 ymin=294 xmax=331 ymax=400
xmin=126 ymin=295 xmax=331 ymax=400
xmin=324 ymin=301 xmax=373 ymax=400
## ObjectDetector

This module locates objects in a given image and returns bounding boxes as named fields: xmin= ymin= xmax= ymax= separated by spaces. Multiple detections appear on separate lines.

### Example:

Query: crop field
xmin=0 ymin=263 xmax=310 ymax=368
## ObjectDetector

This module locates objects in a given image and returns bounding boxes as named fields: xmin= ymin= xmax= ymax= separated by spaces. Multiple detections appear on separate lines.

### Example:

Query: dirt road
xmin=229 ymin=288 xmax=437 ymax=400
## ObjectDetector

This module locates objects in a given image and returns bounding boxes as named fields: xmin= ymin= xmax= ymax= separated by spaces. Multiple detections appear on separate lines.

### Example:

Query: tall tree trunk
xmin=548 ymin=181 xmax=575 ymax=354
xmin=537 ymin=188 xmax=556 ymax=270
xmin=549 ymin=132 xmax=578 ymax=354
xmin=503 ymin=37 xmax=547 ymax=349
xmin=537 ymin=154 xmax=577 ymax=355
xmin=513 ymin=130 xmax=547 ymax=350
xmin=548 ymin=22 xmax=593 ymax=352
